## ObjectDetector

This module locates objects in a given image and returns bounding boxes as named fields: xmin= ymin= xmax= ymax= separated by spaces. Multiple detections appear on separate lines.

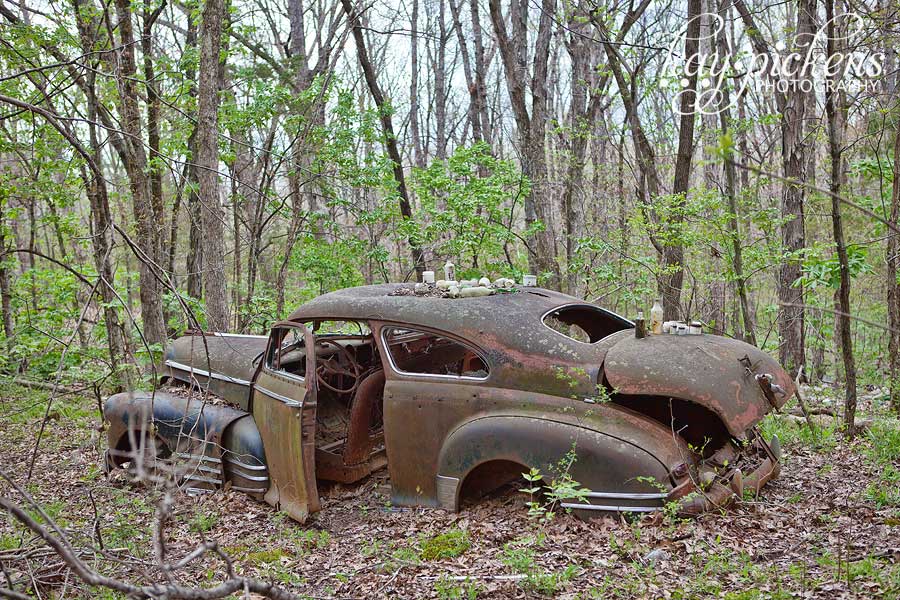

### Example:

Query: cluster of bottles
xmin=633 ymin=301 xmax=702 ymax=339
xmin=414 ymin=262 xmax=536 ymax=298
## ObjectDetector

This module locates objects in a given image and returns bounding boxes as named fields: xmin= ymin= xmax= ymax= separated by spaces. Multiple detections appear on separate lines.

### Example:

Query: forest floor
xmin=0 ymin=382 xmax=899 ymax=599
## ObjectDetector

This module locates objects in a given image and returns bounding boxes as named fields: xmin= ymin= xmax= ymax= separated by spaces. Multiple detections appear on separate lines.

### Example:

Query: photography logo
xmin=660 ymin=13 xmax=885 ymax=116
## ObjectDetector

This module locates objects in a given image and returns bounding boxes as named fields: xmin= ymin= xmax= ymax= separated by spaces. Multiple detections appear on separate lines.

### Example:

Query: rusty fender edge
xmin=558 ymin=431 xmax=782 ymax=516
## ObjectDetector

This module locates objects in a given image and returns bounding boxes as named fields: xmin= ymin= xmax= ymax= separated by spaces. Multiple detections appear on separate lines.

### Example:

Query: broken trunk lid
xmin=602 ymin=333 xmax=795 ymax=437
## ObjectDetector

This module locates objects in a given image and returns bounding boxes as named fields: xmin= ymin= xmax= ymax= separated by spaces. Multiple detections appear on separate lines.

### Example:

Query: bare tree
xmin=824 ymin=0 xmax=857 ymax=434
xmin=716 ymin=0 xmax=756 ymax=345
xmin=662 ymin=0 xmax=702 ymax=321
xmin=488 ymin=0 xmax=560 ymax=286
xmin=889 ymin=119 xmax=900 ymax=413
xmin=341 ymin=0 xmax=425 ymax=278
xmin=112 ymin=0 xmax=167 ymax=345
xmin=196 ymin=0 xmax=229 ymax=330
xmin=734 ymin=0 xmax=814 ymax=377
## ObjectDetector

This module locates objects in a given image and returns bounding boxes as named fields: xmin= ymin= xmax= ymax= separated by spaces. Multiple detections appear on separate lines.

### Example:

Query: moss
xmin=245 ymin=548 xmax=288 ymax=565
xmin=420 ymin=528 xmax=470 ymax=561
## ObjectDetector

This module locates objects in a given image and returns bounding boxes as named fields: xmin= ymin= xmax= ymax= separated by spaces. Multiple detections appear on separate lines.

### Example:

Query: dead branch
xmin=0 ymin=465 xmax=303 ymax=600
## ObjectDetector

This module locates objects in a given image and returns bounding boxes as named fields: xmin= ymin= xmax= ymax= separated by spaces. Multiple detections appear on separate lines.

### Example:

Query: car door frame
xmin=250 ymin=321 xmax=319 ymax=521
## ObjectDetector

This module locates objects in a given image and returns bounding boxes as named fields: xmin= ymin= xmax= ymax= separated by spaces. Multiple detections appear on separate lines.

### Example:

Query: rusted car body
xmin=104 ymin=284 xmax=794 ymax=522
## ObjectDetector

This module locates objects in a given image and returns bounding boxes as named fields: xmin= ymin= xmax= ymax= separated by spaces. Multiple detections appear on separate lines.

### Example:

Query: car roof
xmin=287 ymin=283 xmax=574 ymax=327
xmin=285 ymin=284 xmax=627 ymax=361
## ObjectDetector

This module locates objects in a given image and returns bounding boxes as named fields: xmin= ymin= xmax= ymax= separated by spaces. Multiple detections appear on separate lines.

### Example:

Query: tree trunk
xmin=196 ymin=0 xmax=229 ymax=330
xmin=409 ymin=0 xmax=424 ymax=166
xmin=434 ymin=0 xmax=448 ymax=160
xmin=825 ymin=0 xmax=857 ymax=435
xmin=776 ymin=0 xmax=815 ymax=378
xmin=889 ymin=122 xmax=900 ymax=414
xmin=716 ymin=0 xmax=756 ymax=345
xmin=0 ymin=199 xmax=14 ymax=361
xmin=733 ymin=0 xmax=811 ymax=376
xmin=183 ymin=12 xmax=203 ymax=300
xmin=112 ymin=0 xmax=166 ymax=346
xmin=560 ymin=14 xmax=602 ymax=295
xmin=488 ymin=0 xmax=559 ymax=287
xmin=469 ymin=0 xmax=491 ymax=144
xmin=661 ymin=0 xmax=701 ymax=321
xmin=341 ymin=0 xmax=424 ymax=278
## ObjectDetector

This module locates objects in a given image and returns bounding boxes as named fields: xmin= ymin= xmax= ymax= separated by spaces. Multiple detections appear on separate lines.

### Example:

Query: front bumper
xmin=560 ymin=430 xmax=782 ymax=517
xmin=671 ymin=430 xmax=782 ymax=516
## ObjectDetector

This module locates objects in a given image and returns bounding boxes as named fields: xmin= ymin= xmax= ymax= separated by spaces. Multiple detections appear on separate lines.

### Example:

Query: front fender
xmin=104 ymin=391 xmax=262 ymax=493
xmin=435 ymin=415 xmax=677 ymax=511
xmin=603 ymin=332 xmax=795 ymax=437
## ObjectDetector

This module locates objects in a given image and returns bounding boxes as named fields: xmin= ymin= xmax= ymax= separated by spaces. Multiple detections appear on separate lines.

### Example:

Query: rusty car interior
xmin=268 ymin=320 xmax=490 ymax=487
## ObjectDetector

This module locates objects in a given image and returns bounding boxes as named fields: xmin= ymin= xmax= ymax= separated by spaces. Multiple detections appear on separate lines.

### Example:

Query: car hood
xmin=601 ymin=330 xmax=794 ymax=437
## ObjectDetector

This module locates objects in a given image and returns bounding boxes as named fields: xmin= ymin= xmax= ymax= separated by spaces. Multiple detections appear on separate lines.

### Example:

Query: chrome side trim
xmin=210 ymin=332 xmax=267 ymax=339
xmin=184 ymin=464 xmax=220 ymax=475
xmin=176 ymin=452 xmax=221 ymax=464
xmin=223 ymin=456 xmax=267 ymax=470
xmin=184 ymin=474 xmax=221 ymax=485
xmin=561 ymin=502 xmax=659 ymax=513
xmin=231 ymin=486 xmax=268 ymax=493
xmin=165 ymin=359 xmax=251 ymax=387
xmin=226 ymin=471 xmax=269 ymax=482
xmin=255 ymin=385 xmax=301 ymax=407
xmin=584 ymin=491 xmax=668 ymax=500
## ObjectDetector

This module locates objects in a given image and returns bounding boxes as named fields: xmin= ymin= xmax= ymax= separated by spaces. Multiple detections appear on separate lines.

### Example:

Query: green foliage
xmin=188 ymin=510 xmax=218 ymax=533
xmin=412 ymin=142 xmax=529 ymax=272
xmin=289 ymin=234 xmax=366 ymax=299
xmin=864 ymin=419 xmax=900 ymax=464
xmin=434 ymin=576 xmax=480 ymax=600
xmin=758 ymin=411 xmax=838 ymax=454
xmin=800 ymin=243 xmax=873 ymax=290
xmin=244 ymin=548 xmax=287 ymax=565
xmin=502 ymin=536 xmax=579 ymax=595
xmin=521 ymin=445 xmax=590 ymax=522
xmin=861 ymin=419 xmax=900 ymax=508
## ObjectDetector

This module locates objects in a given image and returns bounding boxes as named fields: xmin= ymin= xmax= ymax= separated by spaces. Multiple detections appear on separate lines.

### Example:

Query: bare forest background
xmin=1 ymin=0 xmax=899 ymax=429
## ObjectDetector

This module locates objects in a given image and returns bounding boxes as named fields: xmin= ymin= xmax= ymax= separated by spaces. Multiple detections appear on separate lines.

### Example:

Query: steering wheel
xmin=315 ymin=338 xmax=362 ymax=394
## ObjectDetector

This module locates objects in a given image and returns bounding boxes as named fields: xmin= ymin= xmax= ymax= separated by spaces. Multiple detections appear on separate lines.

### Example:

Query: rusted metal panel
xmin=104 ymin=390 xmax=253 ymax=495
xmin=163 ymin=333 xmax=267 ymax=409
xmin=250 ymin=324 xmax=319 ymax=522
xmin=252 ymin=376 xmax=310 ymax=522
xmin=602 ymin=332 xmax=795 ymax=437
xmin=381 ymin=377 xmax=694 ymax=511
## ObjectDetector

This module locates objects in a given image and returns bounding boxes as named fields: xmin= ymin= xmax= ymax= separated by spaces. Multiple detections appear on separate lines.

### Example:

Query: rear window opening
xmin=542 ymin=305 xmax=632 ymax=343
xmin=611 ymin=393 xmax=732 ymax=456
xmin=382 ymin=327 xmax=489 ymax=379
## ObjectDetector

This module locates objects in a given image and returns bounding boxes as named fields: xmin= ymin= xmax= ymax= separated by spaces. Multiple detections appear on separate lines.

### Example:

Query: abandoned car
xmin=104 ymin=283 xmax=794 ymax=522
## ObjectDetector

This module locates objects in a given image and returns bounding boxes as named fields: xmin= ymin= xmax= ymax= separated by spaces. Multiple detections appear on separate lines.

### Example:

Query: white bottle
xmin=650 ymin=300 xmax=663 ymax=335
xmin=444 ymin=261 xmax=455 ymax=282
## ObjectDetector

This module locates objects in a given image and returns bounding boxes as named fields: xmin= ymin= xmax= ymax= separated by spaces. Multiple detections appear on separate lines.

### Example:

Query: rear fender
xmin=435 ymin=415 xmax=675 ymax=512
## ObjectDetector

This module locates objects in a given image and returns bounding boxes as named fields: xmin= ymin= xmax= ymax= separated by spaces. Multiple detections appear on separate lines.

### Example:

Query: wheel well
xmin=611 ymin=394 xmax=731 ymax=456
xmin=458 ymin=459 xmax=534 ymax=506
xmin=107 ymin=429 xmax=170 ymax=468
